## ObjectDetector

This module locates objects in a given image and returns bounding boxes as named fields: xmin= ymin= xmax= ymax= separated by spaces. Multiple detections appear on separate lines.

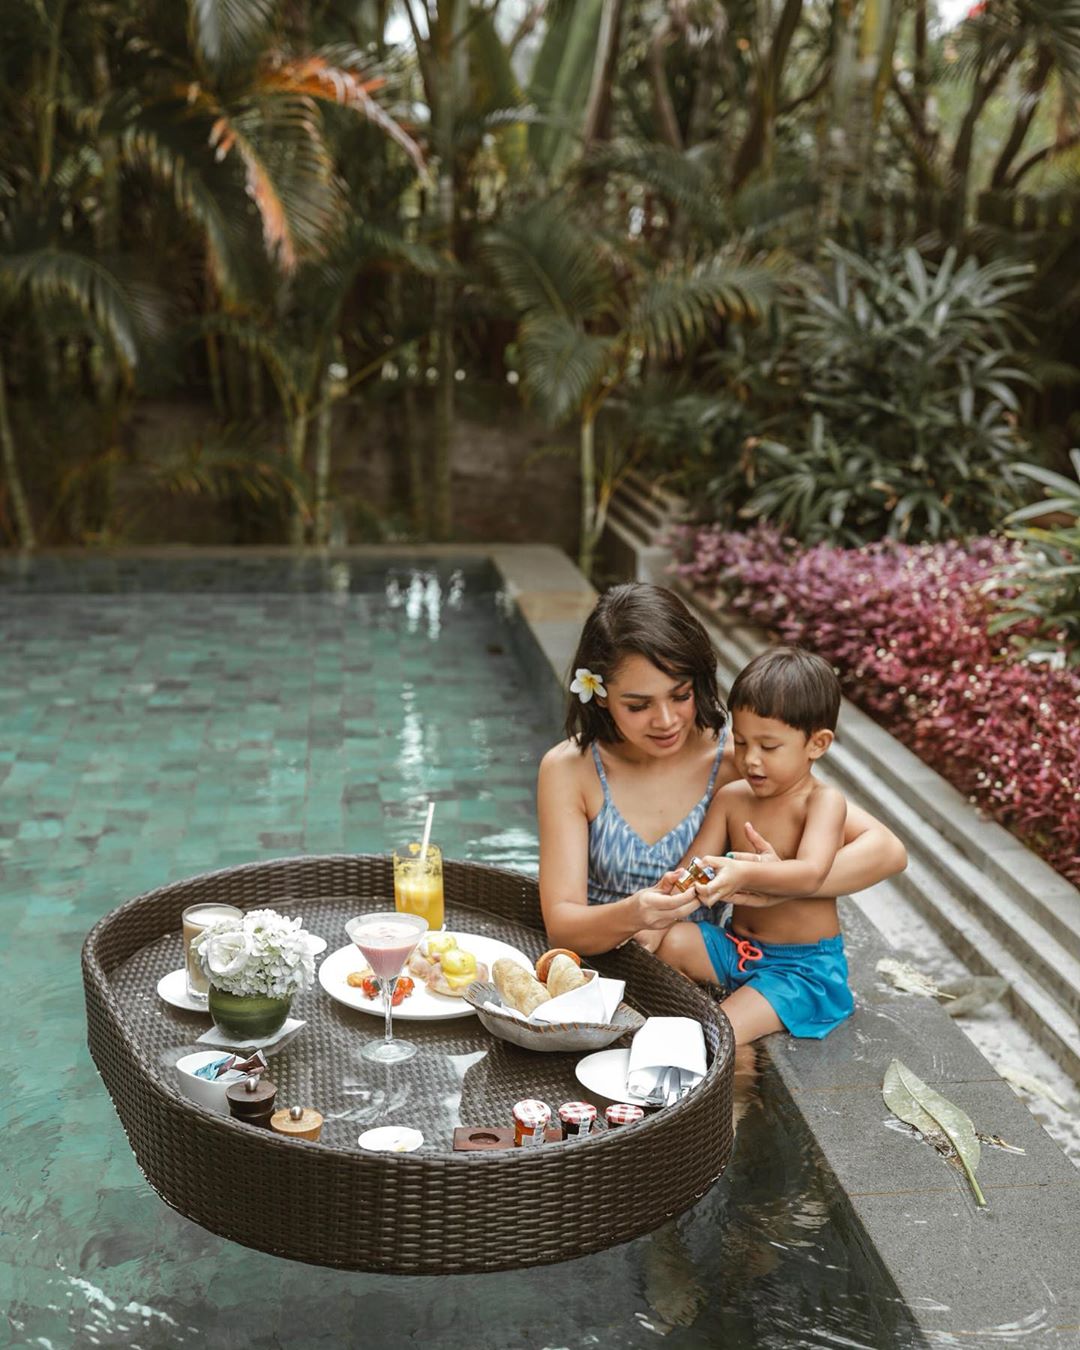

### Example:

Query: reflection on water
xmin=2 ymin=560 xmax=922 ymax=1349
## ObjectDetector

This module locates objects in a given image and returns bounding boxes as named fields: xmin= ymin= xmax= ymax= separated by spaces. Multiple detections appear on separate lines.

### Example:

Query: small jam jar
xmin=557 ymin=1101 xmax=596 ymax=1140
xmin=512 ymin=1099 xmax=551 ymax=1147
xmin=605 ymin=1103 xmax=645 ymax=1129
xmin=672 ymin=856 xmax=716 ymax=893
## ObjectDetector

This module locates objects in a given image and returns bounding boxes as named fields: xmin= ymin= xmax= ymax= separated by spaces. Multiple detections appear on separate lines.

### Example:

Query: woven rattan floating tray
xmin=83 ymin=854 xmax=735 ymax=1274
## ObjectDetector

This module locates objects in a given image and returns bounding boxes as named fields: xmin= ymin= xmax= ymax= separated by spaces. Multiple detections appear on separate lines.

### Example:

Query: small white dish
xmin=574 ymin=1048 xmax=650 ymax=1106
xmin=175 ymin=1050 xmax=236 ymax=1113
xmin=358 ymin=1126 xmax=424 ymax=1153
xmin=157 ymin=968 xmax=211 ymax=1013
xmin=309 ymin=935 xmax=328 ymax=955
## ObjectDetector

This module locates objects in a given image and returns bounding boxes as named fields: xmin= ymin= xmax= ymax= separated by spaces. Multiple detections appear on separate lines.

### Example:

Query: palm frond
xmin=629 ymin=254 xmax=782 ymax=360
xmin=259 ymin=54 xmax=427 ymax=182
xmin=146 ymin=427 xmax=304 ymax=506
xmin=0 ymin=248 xmax=139 ymax=368
xmin=481 ymin=202 xmax=612 ymax=322
xmin=583 ymin=139 xmax=726 ymax=229
xmin=188 ymin=0 xmax=278 ymax=75
xmin=120 ymin=120 xmax=250 ymax=299
xmin=518 ymin=313 xmax=615 ymax=423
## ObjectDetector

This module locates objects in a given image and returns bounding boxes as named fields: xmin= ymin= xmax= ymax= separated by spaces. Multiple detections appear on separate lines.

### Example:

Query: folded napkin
xmin=197 ymin=1017 xmax=305 ymax=1054
xmin=626 ymin=1017 xmax=706 ymax=1104
xmin=485 ymin=969 xmax=625 ymax=1025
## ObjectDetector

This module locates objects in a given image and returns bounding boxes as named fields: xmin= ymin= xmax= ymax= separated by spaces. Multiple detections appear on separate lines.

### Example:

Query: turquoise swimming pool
xmin=1 ymin=556 xmax=917 ymax=1348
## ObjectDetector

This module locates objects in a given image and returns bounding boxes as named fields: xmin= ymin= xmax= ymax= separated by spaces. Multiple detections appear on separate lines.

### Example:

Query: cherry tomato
xmin=390 ymin=976 xmax=415 ymax=1006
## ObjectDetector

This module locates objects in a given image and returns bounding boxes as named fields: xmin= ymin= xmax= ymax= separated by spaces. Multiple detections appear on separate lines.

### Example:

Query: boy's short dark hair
xmin=565 ymin=583 xmax=726 ymax=748
xmin=728 ymin=646 xmax=841 ymax=737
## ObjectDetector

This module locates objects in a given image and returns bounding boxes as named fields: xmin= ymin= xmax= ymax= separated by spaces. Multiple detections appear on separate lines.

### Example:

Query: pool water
xmin=1 ymin=557 xmax=917 ymax=1349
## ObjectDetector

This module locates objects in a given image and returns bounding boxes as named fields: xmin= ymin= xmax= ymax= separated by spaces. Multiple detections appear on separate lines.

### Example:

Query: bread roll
xmin=546 ymin=954 xmax=589 ymax=998
xmin=535 ymin=948 xmax=580 ymax=983
xmin=493 ymin=958 xmax=551 ymax=1016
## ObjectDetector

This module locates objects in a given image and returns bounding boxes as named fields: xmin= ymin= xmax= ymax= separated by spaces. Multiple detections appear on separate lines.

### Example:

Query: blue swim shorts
xmin=699 ymin=921 xmax=854 ymax=1040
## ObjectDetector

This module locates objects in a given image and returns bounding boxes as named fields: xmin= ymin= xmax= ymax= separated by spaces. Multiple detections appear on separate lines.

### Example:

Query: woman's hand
xmin=633 ymin=874 xmax=702 ymax=931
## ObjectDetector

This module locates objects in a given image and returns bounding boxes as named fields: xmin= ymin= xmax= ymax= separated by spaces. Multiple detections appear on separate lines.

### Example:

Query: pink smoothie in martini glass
xmin=351 ymin=917 xmax=426 ymax=979
xmin=345 ymin=910 xmax=429 ymax=1065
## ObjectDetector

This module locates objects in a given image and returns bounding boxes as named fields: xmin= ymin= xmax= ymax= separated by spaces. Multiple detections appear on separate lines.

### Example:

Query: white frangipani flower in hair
xmin=570 ymin=668 xmax=607 ymax=703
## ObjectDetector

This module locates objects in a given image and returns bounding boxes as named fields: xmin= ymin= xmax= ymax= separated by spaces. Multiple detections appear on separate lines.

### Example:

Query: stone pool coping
xmin=494 ymin=545 xmax=1080 ymax=1347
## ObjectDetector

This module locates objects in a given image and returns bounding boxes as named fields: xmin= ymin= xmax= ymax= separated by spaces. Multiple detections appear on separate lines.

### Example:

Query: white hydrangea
xmin=193 ymin=908 xmax=319 ymax=999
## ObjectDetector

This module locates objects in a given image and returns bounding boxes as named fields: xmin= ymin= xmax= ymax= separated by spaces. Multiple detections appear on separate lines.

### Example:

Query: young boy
xmin=656 ymin=646 xmax=857 ymax=1045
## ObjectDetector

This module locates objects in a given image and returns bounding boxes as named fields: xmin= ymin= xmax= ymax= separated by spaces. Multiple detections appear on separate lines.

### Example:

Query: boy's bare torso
xmin=722 ymin=778 xmax=842 ymax=946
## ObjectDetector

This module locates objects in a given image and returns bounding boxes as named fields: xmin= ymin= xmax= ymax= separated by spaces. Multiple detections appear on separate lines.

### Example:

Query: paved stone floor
xmin=1 ymin=558 xmax=916 ymax=1350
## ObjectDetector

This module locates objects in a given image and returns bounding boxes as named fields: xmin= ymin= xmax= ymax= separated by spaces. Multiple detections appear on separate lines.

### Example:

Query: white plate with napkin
xmin=575 ymin=1016 xmax=706 ymax=1105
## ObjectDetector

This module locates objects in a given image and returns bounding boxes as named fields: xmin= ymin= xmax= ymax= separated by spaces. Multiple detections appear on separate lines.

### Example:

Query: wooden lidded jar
xmin=270 ymin=1104 xmax=323 ymax=1141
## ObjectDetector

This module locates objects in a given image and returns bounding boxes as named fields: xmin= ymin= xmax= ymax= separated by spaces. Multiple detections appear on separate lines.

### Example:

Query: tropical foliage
xmin=1 ymin=1 xmax=1079 ymax=560
xmin=673 ymin=522 xmax=1080 ymax=886
xmin=990 ymin=448 xmax=1080 ymax=662
xmin=691 ymin=244 xmax=1040 ymax=545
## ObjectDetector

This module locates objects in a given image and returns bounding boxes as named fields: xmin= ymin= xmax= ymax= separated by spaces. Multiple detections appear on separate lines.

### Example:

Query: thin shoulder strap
xmin=704 ymin=726 xmax=727 ymax=795
xmin=590 ymin=742 xmax=612 ymax=797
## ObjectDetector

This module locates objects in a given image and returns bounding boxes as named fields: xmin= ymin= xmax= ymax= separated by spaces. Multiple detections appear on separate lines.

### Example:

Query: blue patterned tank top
xmin=586 ymin=732 xmax=726 ymax=923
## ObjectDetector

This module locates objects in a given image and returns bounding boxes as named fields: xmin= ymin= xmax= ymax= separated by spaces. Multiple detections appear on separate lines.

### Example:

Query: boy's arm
xmin=697 ymin=786 xmax=847 ymax=904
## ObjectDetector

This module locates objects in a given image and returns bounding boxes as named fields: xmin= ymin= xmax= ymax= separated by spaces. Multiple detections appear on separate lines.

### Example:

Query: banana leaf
xmin=883 ymin=1058 xmax=986 ymax=1206
xmin=526 ymin=0 xmax=603 ymax=177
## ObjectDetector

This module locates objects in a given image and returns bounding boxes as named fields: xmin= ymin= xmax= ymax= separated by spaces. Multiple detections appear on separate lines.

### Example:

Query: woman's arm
xmin=537 ymin=746 xmax=700 ymax=955
xmin=816 ymin=800 xmax=907 ymax=895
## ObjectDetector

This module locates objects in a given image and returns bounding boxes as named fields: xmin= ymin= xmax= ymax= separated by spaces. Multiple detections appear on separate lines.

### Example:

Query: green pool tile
xmin=0 ymin=562 xmax=566 ymax=1348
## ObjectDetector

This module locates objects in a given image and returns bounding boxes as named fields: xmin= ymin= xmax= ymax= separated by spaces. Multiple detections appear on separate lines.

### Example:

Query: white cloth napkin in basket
xmin=626 ymin=1017 xmax=706 ymax=1103
xmin=484 ymin=969 xmax=625 ymax=1024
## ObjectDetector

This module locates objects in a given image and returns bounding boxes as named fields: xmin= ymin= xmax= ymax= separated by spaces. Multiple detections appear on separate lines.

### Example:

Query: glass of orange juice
xmin=393 ymin=843 xmax=445 ymax=930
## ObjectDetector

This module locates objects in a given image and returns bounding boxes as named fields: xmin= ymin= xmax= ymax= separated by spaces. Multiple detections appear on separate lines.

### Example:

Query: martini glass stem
xmin=382 ymin=975 xmax=398 ymax=1045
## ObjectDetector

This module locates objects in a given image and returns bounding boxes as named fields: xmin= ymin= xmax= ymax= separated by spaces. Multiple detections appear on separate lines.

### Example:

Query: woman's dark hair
xmin=728 ymin=646 xmax=841 ymax=736
xmin=564 ymin=583 xmax=726 ymax=748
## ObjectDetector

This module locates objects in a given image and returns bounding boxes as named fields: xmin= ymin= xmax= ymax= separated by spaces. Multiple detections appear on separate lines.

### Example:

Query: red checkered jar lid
xmin=557 ymin=1101 xmax=597 ymax=1125
xmin=512 ymin=1099 xmax=551 ymax=1129
xmin=604 ymin=1103 xmax=645 ymax=1126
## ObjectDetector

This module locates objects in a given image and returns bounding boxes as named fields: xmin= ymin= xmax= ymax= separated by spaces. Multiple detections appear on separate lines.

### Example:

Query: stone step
xmin=894 ymin=859 xmax=1080 ymax=1083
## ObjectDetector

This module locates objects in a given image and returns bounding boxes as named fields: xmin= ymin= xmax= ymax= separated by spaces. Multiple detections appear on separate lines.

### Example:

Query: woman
xmin=538 ymin=583 xmax=906 ymax=992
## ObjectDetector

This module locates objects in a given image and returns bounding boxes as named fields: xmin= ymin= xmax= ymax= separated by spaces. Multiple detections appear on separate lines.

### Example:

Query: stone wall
xmin=122 ymin=396 xmax=580 ymax=553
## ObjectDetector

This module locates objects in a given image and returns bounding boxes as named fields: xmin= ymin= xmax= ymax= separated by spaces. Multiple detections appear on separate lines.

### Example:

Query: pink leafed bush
xmin=673 ymin=524 xmax=1080 ymax=887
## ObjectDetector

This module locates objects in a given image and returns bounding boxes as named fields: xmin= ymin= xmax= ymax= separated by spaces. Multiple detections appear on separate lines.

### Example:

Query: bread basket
xmin=464 ymin=979 xmax=645 ymax=1052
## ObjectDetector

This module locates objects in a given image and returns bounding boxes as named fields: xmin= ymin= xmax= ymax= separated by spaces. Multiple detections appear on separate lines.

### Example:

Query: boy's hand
xmin=724 ymin=822 xmax=780 ymax=865
xmin=694 ymin=857 xmax=746 ymax=904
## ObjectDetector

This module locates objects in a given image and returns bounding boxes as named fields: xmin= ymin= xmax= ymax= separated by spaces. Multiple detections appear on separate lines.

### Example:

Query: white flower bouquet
xmin=192 ymin=909 xmax=319 ymax=999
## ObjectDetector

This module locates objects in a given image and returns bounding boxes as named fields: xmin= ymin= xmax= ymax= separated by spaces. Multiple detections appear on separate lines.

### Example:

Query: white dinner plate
xmin=574 ymin=1048 xmax=650 ymax=1106
xmin=157 ymin=968 xmax=211 ymax=1013
xmin=319 ymin=931 xmax=535 ymax=1021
